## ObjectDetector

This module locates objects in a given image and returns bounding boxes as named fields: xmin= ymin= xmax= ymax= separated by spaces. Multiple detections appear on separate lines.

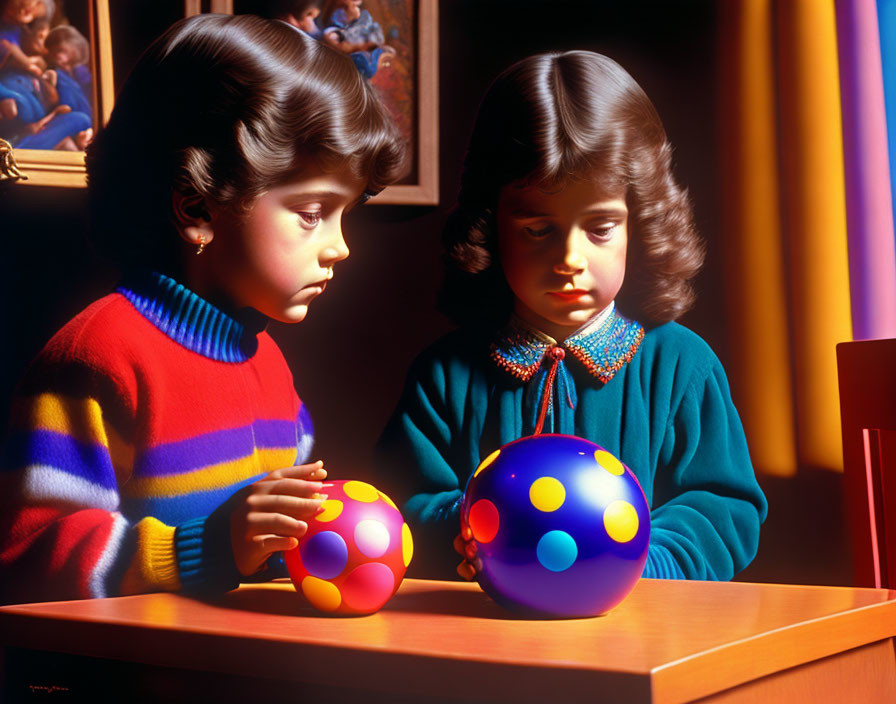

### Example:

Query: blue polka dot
xmin=536 ymin=530 xmax=578 ymax=572
xmin=300 ymin=531 xmax=348 ymax=579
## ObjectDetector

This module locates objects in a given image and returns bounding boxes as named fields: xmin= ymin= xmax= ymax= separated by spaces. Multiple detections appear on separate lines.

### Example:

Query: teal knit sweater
xmin=375 ymin=312 xmax=767 ymax=581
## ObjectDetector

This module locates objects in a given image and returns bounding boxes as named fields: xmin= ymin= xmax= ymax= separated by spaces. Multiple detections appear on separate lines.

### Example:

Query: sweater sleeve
xmin=374 ymin=349 xmax=466 ymax=579
xmin=0 ymin=358 xmax=237 ymax=604
xmin=644 ymin=357 xmax=768 ymax=580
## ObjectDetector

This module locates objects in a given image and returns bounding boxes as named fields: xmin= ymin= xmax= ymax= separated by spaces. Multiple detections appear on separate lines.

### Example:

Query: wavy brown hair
xmin=86 ymin=13 xmax=406 ymax=274
xmin=439 ymin=51 xmax=704 ymax=328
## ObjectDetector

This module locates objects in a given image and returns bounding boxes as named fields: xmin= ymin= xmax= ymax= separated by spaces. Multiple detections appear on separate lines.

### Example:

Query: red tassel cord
xmin=533 ymin=346 xmax=566 ymax=435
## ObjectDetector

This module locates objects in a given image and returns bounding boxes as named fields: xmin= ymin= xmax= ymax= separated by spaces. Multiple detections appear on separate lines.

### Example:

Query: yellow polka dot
xmin=315 ymin=499 xmax=343 ymax=522
xmin=301 ymin=576 xmax=342 ymax=611
xmin=595 ymin=450 xmax=625 ymax=476
xmin=604 ymin=500 xmax=639 ymax=543
xmin=529 ymin=477 xmax=566 ymax=512
xmin=378 ymin=491 xmax=398 ymax=510
xmin=473 ymin=448 xmax=501 ymax=478
xmin=402 ymin=522 xmax=414 ymax=567
xmin=343 ymin=480 xmax=379 ymax=502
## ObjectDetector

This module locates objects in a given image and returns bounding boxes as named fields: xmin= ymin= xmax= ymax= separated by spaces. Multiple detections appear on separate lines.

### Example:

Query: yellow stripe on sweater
xmin=122 ymin=446 xmax=298 ymax=498
xmin=12 ymin=392 xmax=136 ymax=480
xmin=13 ymin=392 xmax=108 ymax=446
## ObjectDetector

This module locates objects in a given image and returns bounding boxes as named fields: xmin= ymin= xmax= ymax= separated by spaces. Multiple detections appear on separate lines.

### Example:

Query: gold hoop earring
xmin=196 ymin=234 xmax=206 ymax=255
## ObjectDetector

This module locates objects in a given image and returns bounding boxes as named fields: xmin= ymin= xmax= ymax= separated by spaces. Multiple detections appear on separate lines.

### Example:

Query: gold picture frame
xmin=369 ymin=0 xmax=439 ymax=206
xmin=195 ymin=0 xmax=439 ymax=206
xmin=1 ymin=0 xmax=114 ymax=187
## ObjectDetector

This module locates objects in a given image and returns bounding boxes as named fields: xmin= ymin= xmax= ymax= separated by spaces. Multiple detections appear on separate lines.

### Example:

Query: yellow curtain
xmin=719 ymin=0 xmax=852 ymax=476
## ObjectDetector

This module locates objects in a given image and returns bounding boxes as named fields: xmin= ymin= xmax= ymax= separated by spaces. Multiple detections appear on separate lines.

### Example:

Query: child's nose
xmin=554 ymin=232 xmax=587 ymax=275
xmin=320 ymin=226 xmax=350 ymax=265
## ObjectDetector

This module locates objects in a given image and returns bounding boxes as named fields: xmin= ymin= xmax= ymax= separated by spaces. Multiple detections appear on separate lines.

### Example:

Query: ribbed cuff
xmin=143 ymin=520 xmax=181 ymax=590
xmin=174 ymin=513 xmax=241 ymax=594
xmin=643 ymin=544 xmax=687 ymax=579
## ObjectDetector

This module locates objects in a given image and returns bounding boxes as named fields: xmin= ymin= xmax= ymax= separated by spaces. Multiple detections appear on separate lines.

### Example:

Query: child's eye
xmin=586 ymin=223 xmax=618 ymax=242
xmin=523 ymin=224 xmax=553 ymax=239
xmin=297 ymin=211 xmax=322 ymax=227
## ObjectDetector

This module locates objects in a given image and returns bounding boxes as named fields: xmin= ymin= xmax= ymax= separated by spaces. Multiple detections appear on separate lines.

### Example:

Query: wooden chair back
xmin=837 ymin=339 xmax=896 ymax=587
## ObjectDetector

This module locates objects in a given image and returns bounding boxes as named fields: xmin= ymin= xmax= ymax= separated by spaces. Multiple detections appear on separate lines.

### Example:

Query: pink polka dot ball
xmin=461 ymin=434 xmax=649 ymax=618
xmin=284 ymin=480 xmax=413 ymax=615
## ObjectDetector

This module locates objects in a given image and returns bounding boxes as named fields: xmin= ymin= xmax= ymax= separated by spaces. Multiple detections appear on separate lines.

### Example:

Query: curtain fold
xmin=880 ymin=0 xmax=896 ymax=268
xmin=776 ymin=0 xmax=853 ymax=470
xmin=836 ymin=0 xmax=896 ymax=341
xmin=719 ymin=0 xmax=853 ymax=475
xmin=719 ymin=0 xmax=798 ymax=477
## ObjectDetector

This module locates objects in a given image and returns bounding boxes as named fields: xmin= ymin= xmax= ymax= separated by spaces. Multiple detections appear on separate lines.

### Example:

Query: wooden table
xmin=2 ymin=578 xmax=895 ymax=703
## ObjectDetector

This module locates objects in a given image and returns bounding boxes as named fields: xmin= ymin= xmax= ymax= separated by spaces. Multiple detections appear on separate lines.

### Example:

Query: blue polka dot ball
xmin=460 ymin=434 xmax=650 ymax=618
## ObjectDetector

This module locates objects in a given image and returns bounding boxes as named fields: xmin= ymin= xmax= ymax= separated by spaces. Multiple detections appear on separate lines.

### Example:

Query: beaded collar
xmin=490 ymin=306 xmax=645 ymax=384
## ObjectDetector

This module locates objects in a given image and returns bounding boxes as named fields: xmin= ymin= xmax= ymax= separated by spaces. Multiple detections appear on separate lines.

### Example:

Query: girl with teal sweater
xmin=375 ymin=51 xmax=767 ymax=582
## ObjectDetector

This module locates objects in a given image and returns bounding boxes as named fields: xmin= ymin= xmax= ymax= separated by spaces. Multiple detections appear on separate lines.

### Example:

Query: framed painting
xmin=224 ymin=0 xmax=439 ymax=205
xmin=356 ymin=0 xmax=438 ymax=205
xmin=0 ymin=0 xmax=113 ymax=187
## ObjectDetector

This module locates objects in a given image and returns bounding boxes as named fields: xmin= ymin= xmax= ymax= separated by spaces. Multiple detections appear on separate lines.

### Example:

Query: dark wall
xmin=0 ymin=0 xmax=850 ymax=586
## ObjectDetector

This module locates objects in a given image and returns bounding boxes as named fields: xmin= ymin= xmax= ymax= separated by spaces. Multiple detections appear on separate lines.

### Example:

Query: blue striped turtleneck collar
xmin=117 ymin=271 xmax=266 ymax=363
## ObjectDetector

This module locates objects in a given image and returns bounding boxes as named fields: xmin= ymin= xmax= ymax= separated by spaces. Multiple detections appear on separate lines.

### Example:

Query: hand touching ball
xmin=285 ymin=480 xmax=412 ymax=615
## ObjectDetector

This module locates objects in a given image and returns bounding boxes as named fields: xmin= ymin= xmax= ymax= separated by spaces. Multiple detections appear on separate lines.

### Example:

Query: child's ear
xmin=172 ymin=188 xmax=215 ymax=248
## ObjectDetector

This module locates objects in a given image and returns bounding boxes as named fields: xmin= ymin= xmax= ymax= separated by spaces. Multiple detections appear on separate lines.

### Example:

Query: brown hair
xmin=439 ymin=50 xmax=704 ymax=328
xmin=86 ymin=13 xmax=406 ymax=273
xmin=45 ymin=24 xmax=90 ymax=65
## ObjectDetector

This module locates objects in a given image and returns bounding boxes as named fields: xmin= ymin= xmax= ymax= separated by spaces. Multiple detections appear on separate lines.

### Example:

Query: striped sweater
xmin=0 ymin=272 xmax=313 ymax=604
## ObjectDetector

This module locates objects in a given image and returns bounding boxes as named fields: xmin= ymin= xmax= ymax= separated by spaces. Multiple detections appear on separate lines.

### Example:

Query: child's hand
xmin=453 ymin=530 xmax=481 ymax=581
xmin=229 ymin=460 xmax=328 ymax=576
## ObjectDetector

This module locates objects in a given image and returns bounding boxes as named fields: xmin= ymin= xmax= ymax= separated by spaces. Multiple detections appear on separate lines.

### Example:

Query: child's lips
xmin=547 ymin=289 xmax=589 ymax=301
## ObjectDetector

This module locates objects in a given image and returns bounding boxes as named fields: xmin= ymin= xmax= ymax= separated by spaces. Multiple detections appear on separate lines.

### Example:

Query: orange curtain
xmin=719 ymin=0 xmax=853 ymax=476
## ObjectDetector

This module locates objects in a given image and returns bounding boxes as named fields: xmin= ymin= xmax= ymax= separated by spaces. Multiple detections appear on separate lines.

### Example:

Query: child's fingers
xmin=280 ymin=461 xmax=327 ymax=480
xmin=253 ymin=535 xmax=299 ymax=553
xmin=453 ymin=533 xmax=466 ymax=556
xmin=264 ymin=477 xmax=325 ymax=498
xmin=246 ymin=493 xmax=325 ymax=520
xmin=457 ymin=560 xmax=477 ymax=581
xmin=243 ymin=512 xmax=309 ymax=539
xmin=308 ymin=467 xmax=327 ymax=480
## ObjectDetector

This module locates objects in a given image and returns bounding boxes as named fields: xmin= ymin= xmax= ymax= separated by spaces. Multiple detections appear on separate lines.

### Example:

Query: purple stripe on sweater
xmin=134 ymin=419 xmax=299 ymax=477
xmin=2 ymin=429 xmax=118 ymax=489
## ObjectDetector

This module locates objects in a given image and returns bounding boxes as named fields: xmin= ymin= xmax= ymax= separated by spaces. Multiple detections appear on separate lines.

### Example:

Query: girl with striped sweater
xmin=0 ymin=13 xmax=405 ymax=603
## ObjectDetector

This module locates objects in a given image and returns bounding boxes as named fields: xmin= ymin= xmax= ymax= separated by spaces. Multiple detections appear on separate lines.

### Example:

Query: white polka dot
xmin=354 ymin=519 xmax=391 ymax=558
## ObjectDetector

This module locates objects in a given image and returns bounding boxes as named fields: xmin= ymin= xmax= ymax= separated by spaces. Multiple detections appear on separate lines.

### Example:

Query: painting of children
xmin=0 ymin=0 xmax=94 ymax=150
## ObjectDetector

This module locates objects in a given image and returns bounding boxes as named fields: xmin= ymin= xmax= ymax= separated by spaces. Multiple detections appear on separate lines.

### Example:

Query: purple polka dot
xmin=300 ymin=531 xmax=348 ymax=579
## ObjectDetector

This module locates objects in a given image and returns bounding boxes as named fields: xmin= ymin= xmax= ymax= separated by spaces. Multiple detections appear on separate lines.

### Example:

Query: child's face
xmin=22 ymin=24 xmax=48 ymax=54
xmin=4 ymin=0 xmax=38 ymax=24
xmin=47 ymin=40 xmax=76 ymax=69
xmin=205 ymin=166 xmax=365 ymax=323
xmin=295 ymin=7 xmax=319 ymax=33
xmin=342 ymin=0 xmax=362 ymax=21
xmin=496 ymin=178 xmax=628 ymax=339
